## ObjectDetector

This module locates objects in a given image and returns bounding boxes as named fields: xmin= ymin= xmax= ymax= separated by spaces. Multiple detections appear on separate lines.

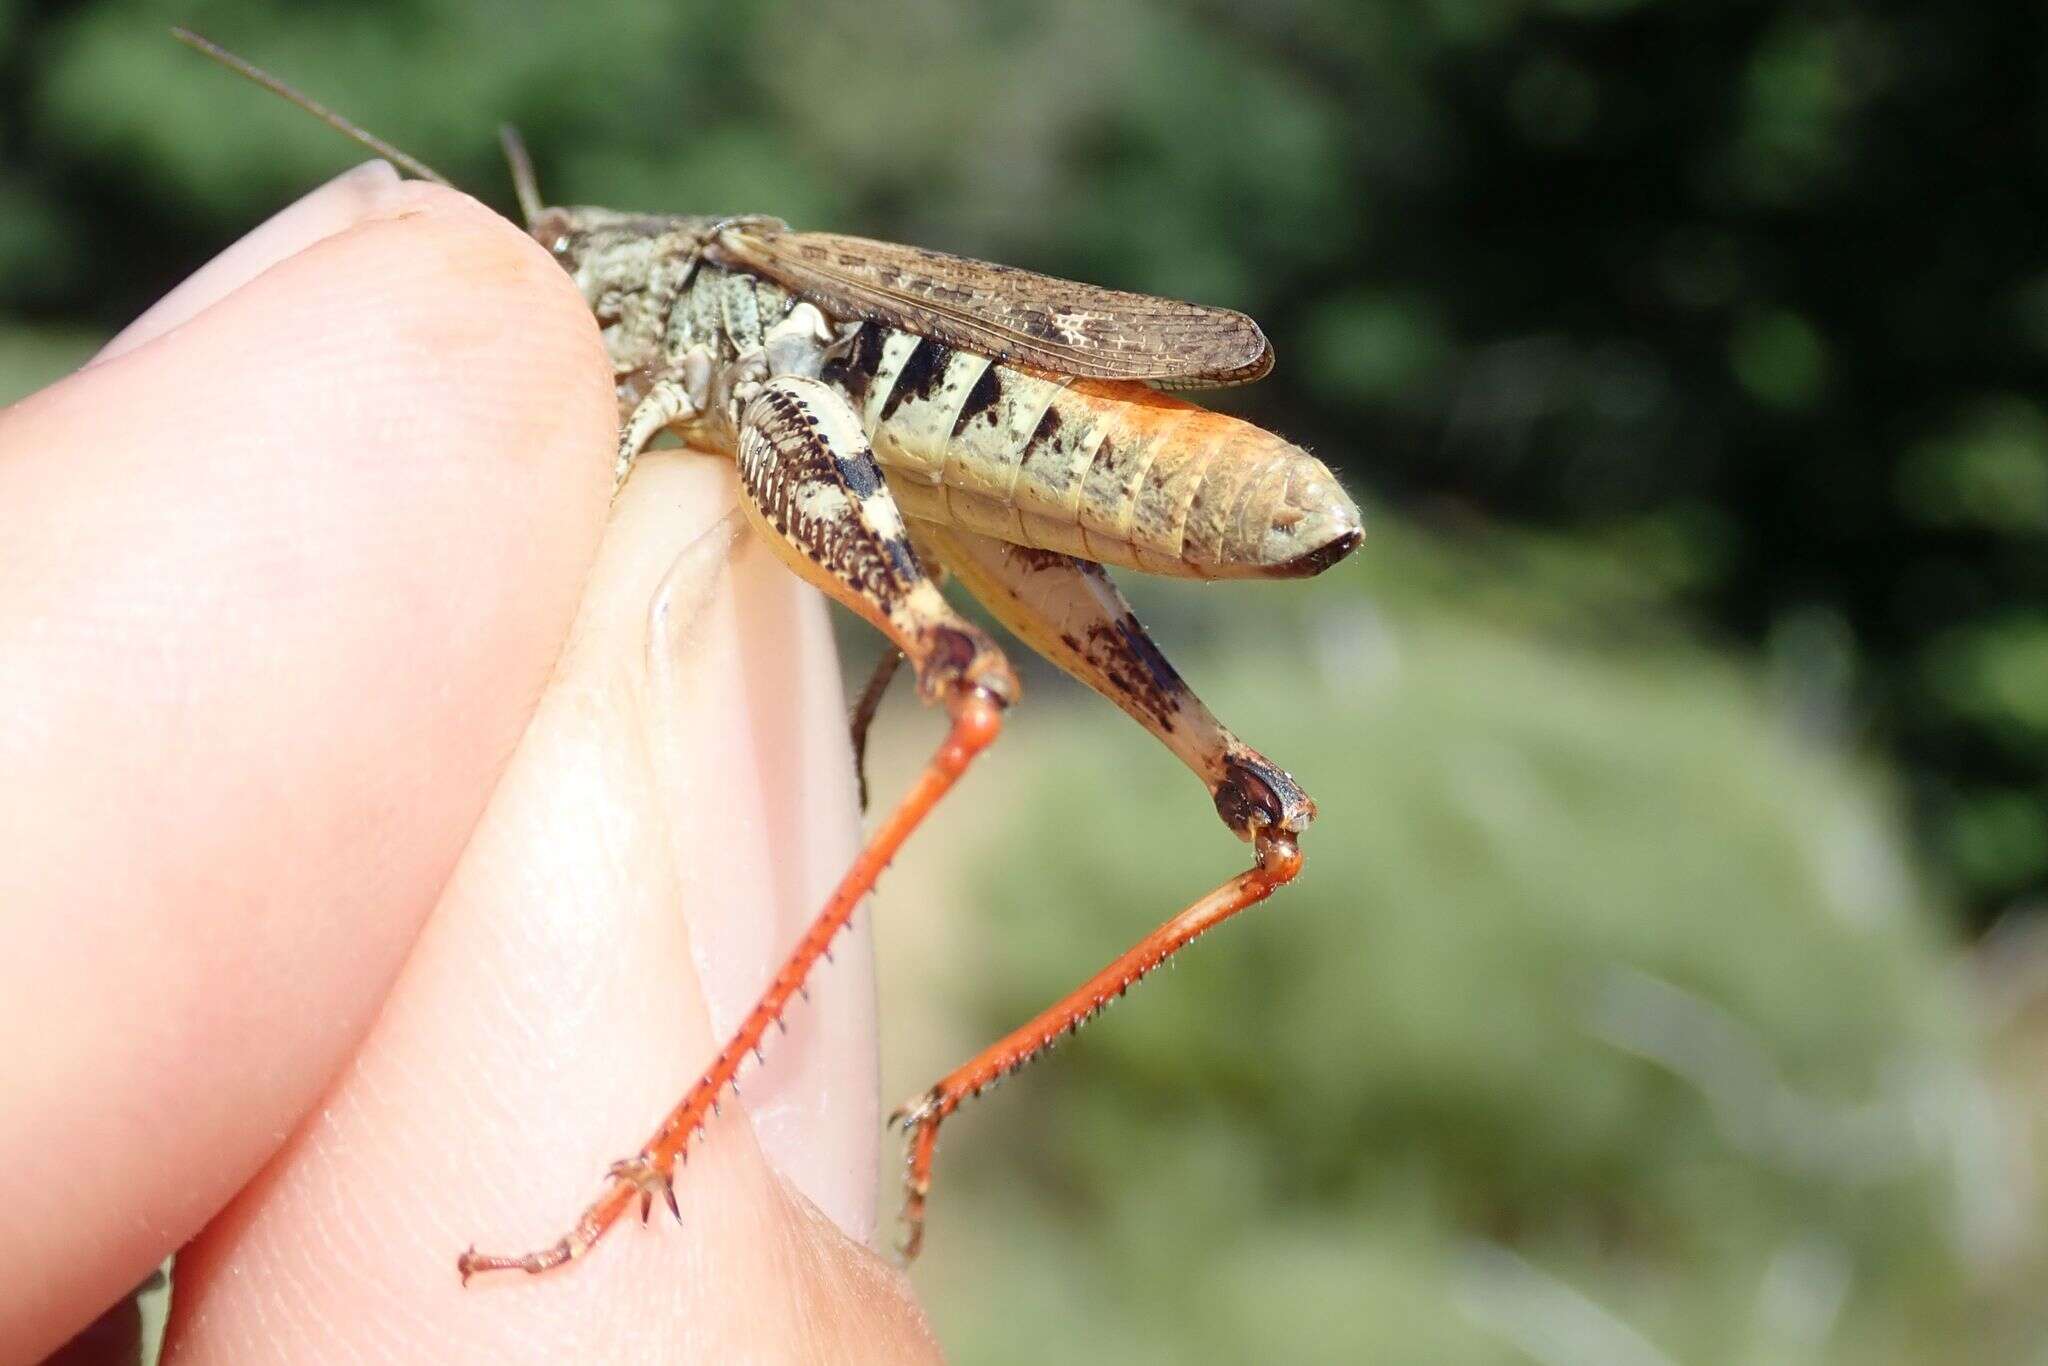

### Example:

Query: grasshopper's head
xmin=524 ymin=204 xmax=787 ymax=290
xmin=519 ymin=206 xmax=680 ymax=387
xmin=526 ymin=204 xmax=704 ymax=278
xmin=499 ymin=127 xmax=692 ymax=286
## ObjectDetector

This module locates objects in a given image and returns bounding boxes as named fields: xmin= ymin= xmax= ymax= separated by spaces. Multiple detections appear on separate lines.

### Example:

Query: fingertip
xmin=768 ymin=1181 xmax=946 ymax=1362
xmin=157 ymin=457 xmax=929 ymax=1361
xmin=264 ymin=174 xmax=615 ymax=485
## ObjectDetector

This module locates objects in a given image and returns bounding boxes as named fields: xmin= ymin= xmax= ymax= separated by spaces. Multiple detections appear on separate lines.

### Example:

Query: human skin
xmin=0 ymin=164 xmax=938 ymax=1363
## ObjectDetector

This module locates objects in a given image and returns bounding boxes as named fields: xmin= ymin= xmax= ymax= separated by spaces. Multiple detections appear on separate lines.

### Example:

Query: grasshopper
xmin=175 ymin=30 xmax=1364 ymax=1280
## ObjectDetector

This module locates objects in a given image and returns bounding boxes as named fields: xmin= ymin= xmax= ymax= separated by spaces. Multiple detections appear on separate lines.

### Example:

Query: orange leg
xmin=456 ymin=686 xmax=1004 ymax=1282
xmin=889 ymin=831 xmax=1304 ymax=1262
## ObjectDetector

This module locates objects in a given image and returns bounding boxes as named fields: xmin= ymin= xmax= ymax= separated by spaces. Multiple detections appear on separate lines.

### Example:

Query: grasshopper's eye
xmin=550 ymin=235 xmax=572 ymax=257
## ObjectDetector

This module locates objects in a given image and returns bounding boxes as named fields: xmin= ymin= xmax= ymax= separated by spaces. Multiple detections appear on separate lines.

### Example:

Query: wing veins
xmin=719 ymin=230 xmax=1273 ymax=386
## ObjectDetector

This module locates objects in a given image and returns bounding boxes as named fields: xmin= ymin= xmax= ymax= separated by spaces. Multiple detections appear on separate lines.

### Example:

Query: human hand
xmin=0 ymin=164 xmax=937 ymax=1363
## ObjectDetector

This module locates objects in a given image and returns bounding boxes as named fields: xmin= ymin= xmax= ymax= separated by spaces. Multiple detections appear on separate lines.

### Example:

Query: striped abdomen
xmin=818 ymin=324 xmax=1361 ymax=580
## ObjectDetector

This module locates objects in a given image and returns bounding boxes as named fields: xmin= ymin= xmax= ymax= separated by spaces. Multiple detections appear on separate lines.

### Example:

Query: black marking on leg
xmin=741 ymin=381 xmax=924 ymax=609
xmin=1079 ymin=610 xmax=1191 ymax=735
xmin=917 ymin=624 xmax=985 ymax=696
xmin=1008 ymin=544 xmax=1074 ymax=573
xmin=882 ymin=531 xmax=926 ymax=586
xmin=837 ymin=447 xmax=882 ymax=497
xmin=1213 ymin=750 xmax=1315 ymax=837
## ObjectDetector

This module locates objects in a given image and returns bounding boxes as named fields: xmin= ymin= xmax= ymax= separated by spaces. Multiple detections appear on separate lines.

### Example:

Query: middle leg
xmin=848 ymin=647 xmax=904 ymax=812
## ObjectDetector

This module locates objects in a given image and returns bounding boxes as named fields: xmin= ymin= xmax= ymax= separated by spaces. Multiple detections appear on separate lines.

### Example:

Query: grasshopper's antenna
xmin=499 ymin=125 xmax=543 ymax=224
xmin=170 ymin=27 xmax=452 ymax=188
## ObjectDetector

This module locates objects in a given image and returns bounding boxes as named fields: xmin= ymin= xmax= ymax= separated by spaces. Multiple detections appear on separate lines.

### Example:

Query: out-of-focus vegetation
xmin=7 ymin=1 xmax=2043 ymax=1360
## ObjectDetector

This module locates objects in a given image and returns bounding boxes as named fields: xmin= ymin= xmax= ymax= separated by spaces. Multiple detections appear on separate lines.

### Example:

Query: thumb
xmin=0 ymin=169 xmax=614 ymax=1362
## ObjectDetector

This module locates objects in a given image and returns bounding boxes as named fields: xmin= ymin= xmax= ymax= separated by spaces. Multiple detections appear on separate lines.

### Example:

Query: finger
xmin=161 ymin=455 xmax=938 ymax=1362
xmin=0 ymin=182 xmax=614 ymax=1360
xmin=93 ymin=160 xmax=407 ymax=365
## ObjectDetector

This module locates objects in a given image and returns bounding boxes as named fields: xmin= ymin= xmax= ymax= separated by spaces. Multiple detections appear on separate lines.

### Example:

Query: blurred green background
xmin=6 ymin=1 xmax=2044 ymax=1360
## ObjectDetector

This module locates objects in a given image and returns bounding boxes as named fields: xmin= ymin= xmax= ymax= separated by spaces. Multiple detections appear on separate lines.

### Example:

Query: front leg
xmin=613 ymin=346 xmax=714 ymax=493
xmin=848 ymin=647 xmax=904 ymax=812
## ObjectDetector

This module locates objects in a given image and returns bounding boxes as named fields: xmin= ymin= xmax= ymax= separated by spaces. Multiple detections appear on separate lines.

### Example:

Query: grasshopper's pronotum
xmin=176 ymin=31 xmax=1364 ymax=1280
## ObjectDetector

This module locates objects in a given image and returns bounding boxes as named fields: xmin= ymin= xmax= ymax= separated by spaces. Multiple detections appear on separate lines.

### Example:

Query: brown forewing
xmin=712 ymin=229 xmax=1274 ymax=388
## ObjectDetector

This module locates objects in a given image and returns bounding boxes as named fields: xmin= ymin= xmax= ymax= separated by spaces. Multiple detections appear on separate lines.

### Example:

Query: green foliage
xmin=1730 ymin=309 xmax=1828 ymax=410
xmin=1898 ymin=397 xmax=2048 ymax=535
xmin=0 ymin=321 xmax=97 ymax=406
xmin=908 ymin=550 xmax=2039 ymax=1361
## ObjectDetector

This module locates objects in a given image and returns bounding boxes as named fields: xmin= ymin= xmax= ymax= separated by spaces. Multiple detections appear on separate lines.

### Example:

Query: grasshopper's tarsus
xmin=607 ymin=1156 xmax=678 ymax=1227
xmin=615 ymin=374 xmax=704 ymax=492
xmin=456 ymin=1223 xmax=587 ymax=1282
